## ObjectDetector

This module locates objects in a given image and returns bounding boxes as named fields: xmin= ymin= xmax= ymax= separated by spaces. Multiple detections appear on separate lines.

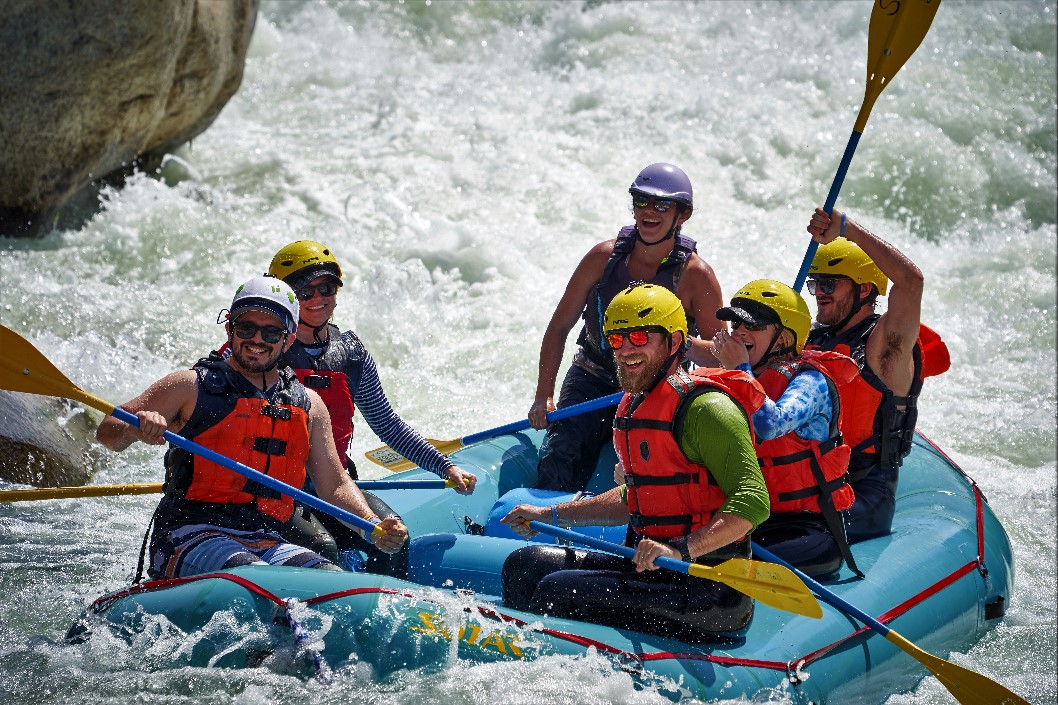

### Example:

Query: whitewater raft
xmin=71 ymin=430 xmax=1014 ymax=703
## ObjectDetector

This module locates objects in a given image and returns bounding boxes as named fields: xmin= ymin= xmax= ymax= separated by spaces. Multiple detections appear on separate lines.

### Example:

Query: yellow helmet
xmin=604 ymin=283 xmax=687 ymax=339
xmin=268 ymin=240 xmax=343 ymax=290
xmin=809 ymin=238 xmax=888 ymax=296
xmin=718 ymin=279 xmax=811 ymax=353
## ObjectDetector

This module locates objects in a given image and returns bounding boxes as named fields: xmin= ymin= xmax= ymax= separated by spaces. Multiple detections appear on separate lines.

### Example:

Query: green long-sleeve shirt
xmin=677 ymin=390 xmax=770 ymax=529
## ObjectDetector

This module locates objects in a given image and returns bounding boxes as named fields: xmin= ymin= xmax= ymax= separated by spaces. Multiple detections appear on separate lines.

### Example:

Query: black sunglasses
xmin=232 ymin=321 xmax=287 ymax=344
xmin=731 ymin=319 xmax=769 ymax=332
xmin=295 ymin=281 xmax=339 ymax=301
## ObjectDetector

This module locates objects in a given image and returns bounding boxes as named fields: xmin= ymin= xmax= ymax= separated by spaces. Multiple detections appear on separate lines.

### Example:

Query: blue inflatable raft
xmin=73 ymin=430 xmax=1014 ymax=703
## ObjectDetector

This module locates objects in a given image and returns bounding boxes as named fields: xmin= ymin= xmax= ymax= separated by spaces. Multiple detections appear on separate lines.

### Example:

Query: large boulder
xmin=0 ymin=0 xmax=258 ymax=237
xmin=0 ymin=390 xmax=96 ymax=488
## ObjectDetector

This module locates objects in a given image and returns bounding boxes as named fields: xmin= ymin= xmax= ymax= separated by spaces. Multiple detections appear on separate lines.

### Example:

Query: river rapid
xmin=1 ymin=1 xmax=1055 ymax=703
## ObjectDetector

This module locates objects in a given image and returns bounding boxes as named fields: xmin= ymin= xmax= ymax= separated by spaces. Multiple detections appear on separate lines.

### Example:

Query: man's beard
xmin=231 ymin=343 xmax=282 ymax=373
xmin=817 ymin=294 xmax=854 ymax=327
xmin=615 ymin=352 xmax=670 ymax=394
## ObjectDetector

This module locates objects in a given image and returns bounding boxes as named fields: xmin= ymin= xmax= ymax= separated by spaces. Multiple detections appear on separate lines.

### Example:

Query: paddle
xmin=0 ymin=325 xmax=382 ymax=540
xmin=0 ymin=478 xmax=457 ymax=503
xmin=791 ymin=0 xmax=943 ymax=291
xmin=529 ymin=521 xmax=822 ymax=619
xmin=752 ymin=544 xmax=1030 ymax=705
xmin=364 ymin=392 xmax=624 ymax=472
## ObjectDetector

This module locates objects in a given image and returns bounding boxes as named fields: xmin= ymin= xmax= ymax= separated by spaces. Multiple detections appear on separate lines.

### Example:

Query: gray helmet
xmin=629 ymin=163 xmax=693 ymax=210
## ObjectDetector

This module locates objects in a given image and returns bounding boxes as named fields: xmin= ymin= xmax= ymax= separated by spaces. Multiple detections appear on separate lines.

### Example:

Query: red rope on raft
xmin=90 ymin=448 xmax=992 ymax=680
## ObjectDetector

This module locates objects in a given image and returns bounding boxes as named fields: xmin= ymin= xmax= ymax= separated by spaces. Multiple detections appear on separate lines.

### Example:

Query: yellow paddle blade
xmin=0 ymin=483 xmax=164 ymax=502
xmin=689 ymin=557 xmax=823 ymax=619
xmin=885 ymin=632 xmax=1030 ymax=705
xmin=0 ymin=325 xmax=115 ymax=415
xmin=364 ymin=438 xmax=464 ymax=472
xmin=856 ymin=0 xmax=943 ymax=131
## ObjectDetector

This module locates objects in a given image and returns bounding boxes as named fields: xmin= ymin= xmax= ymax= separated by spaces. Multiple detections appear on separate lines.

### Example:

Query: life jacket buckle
xmin=261 ymin=404 xmax=292 ymax=420
xmin=303 ymin=374 xmax=331 ymax=389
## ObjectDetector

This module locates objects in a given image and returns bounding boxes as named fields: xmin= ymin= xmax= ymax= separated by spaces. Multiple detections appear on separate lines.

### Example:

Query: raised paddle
xmin=752 ymin=544 xmax=1030 ymax=705
xmin=0 ymin=478 xmax=458 ymax=503
xmin=364 ymin=392 xmax=624 ymax=472
xmin=792 ymin=0 xmax=943 ymax=291
xmin=0 ymin=325 xmax=382 ymax=540
xmin=529 ymin=521 xmax=822 ymax=619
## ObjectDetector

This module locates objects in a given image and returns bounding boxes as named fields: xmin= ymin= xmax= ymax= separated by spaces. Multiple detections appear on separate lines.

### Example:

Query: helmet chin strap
xmin=643 ymin=335 xmax=684 ymax=393
xmin=751 ymin=329 xmax=796 ymax=374
xmin=635 ymin=225 xmax=676 ymax=248
xmin=830 ymin=285 xmax=868 ymax=333
xmin=297 ymin=317 xmax=330 ymax=345
xmin=634 ymin=205 xmax=685 ymax=248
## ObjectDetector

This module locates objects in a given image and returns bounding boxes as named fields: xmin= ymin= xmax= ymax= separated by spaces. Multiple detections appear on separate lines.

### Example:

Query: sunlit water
xmin=1 ymin=1 xmax=1055 ymax=703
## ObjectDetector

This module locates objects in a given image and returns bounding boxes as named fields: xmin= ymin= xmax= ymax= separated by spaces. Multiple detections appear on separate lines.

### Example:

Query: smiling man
xmin=803 ymin=208 xmax=948 ymax=542
xmin=501 ymin=284 xmax=770 ymax=642
xmin=96 ymin=276 xmax=408 ymax=580
xmin=528 ymin=163 xmax=726 ymax=492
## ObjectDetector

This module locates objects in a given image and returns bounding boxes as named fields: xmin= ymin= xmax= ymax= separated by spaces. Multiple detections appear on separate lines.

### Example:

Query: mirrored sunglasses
xmin=232 ymin=321 xmax=287 ymax=344
xmin=806 ymin=277 xmax=842 ymax=296
xmin=295 ymin=281 xmax=339 ymax=301
xmin=631 ymin=195 xmax=676 ymax=213
xmin=607 ymin=329 xmax=654 ymax=350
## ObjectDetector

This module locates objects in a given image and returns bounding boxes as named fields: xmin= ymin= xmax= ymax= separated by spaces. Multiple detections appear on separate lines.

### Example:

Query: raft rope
xmin=91 ymin=439 xmax=991 ymax=684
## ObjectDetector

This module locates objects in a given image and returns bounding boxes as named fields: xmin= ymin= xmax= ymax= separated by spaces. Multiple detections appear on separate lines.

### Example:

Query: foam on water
xmin=1 ymin=1 xmax=1054 ymax=703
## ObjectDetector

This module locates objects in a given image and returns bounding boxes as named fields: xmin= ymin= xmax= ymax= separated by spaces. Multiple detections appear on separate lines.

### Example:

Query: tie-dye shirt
xmin=738 ymin=364 xmax=832 ymax=442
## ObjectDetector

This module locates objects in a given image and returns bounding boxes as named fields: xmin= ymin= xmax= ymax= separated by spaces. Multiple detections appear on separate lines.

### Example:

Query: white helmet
xmin=227 ymin=276 xmax=299 ymax=331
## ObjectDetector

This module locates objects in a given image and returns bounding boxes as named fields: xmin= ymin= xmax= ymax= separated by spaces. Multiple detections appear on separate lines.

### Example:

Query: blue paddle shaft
xmin=110 ymin=406 xmax=378 ymax=536
xmin=792 ymin=130 xmax=863 ymax=291
xmin=752 ymin=542 xmax=889 ymax=636
xmin=460 ymin=392 xmax=623 ymax=446
xmin=528 ymin=520 xmax=692 ymax=576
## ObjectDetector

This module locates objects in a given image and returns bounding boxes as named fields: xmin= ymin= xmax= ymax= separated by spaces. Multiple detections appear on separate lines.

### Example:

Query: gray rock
xmin=0 ymin=0 xmax=258 ymax=237
xmin=0 ymin=390 xmax=97 ymax=487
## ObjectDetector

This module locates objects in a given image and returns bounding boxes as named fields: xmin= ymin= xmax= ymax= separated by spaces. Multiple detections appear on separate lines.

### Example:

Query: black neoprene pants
xmin=501 ymin=544 xmax=753 ymax=643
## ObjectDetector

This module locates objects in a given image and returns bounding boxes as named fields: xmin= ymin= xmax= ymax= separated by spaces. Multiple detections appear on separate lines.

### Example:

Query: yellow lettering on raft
xmin=409 ymin=612 xmax=526 ymax=658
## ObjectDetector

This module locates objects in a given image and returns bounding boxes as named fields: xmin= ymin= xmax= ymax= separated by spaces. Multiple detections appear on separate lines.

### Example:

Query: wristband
xmin=358 ymin=514 xmax=381 ymax=541
xmin=669 ymin=535 xmax=693 ymax=563
xmin=840 ymin=211 xmax=847 ymax=239
xmin=551 ymin=504 xmax=560 ymax=526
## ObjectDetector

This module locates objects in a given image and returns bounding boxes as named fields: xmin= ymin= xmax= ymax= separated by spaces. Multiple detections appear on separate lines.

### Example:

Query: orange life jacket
xmin=162 ymin=356 xmax=311 ymax=524
xmin=755 ymin=350 xmax=858 ymax=514
xmin=613 ymin=367 xmax=766 ymax=539
xmin=806 ymin=316 xmax=949 ymax=481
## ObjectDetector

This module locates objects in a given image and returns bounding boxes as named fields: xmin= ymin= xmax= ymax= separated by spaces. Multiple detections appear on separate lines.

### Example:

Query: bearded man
xmin=804 ymin=208 xmax=949 ymax=542
xmin=500 ymin=283 xmax=770 ymax=642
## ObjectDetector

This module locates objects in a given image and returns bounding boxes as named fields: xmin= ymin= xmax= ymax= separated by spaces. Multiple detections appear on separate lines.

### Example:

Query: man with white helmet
xmin=97 ymin=276 xmax=408 ymax=579
xmin=804 ymin=209 xmax=949 ymax=542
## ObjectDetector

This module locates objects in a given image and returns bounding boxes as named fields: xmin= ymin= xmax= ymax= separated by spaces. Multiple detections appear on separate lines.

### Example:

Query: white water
xmin=1 ymin=1 xmax=1055 ymax=703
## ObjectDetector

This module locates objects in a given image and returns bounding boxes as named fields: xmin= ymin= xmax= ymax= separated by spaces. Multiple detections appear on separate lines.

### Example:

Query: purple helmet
xmin=629 ymin=163 xmax=693 ymax=210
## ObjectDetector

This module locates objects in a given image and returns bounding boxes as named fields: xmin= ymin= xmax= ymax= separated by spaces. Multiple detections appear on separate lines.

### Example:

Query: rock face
xmin=0 ymin=0 xmax=258 ymax=237
xmin=0 ymin=391 xmax=97 ymax=488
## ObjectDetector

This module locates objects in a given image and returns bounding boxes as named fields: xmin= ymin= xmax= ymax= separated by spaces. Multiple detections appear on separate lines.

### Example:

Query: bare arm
xmin=502 ymin=485 xmax=629 ymax=536
xmin=529 ymin=242 xmax=613 ymax=428
xmin=810 ymin=208 xmax=923 ymax=392
xmin=95 ymin=370 xmax=198 ymax=451
xmin=306 ymin=391 xmax=408 ymax=553
xmin=679 ymin=255 xmax=725 ymax=366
